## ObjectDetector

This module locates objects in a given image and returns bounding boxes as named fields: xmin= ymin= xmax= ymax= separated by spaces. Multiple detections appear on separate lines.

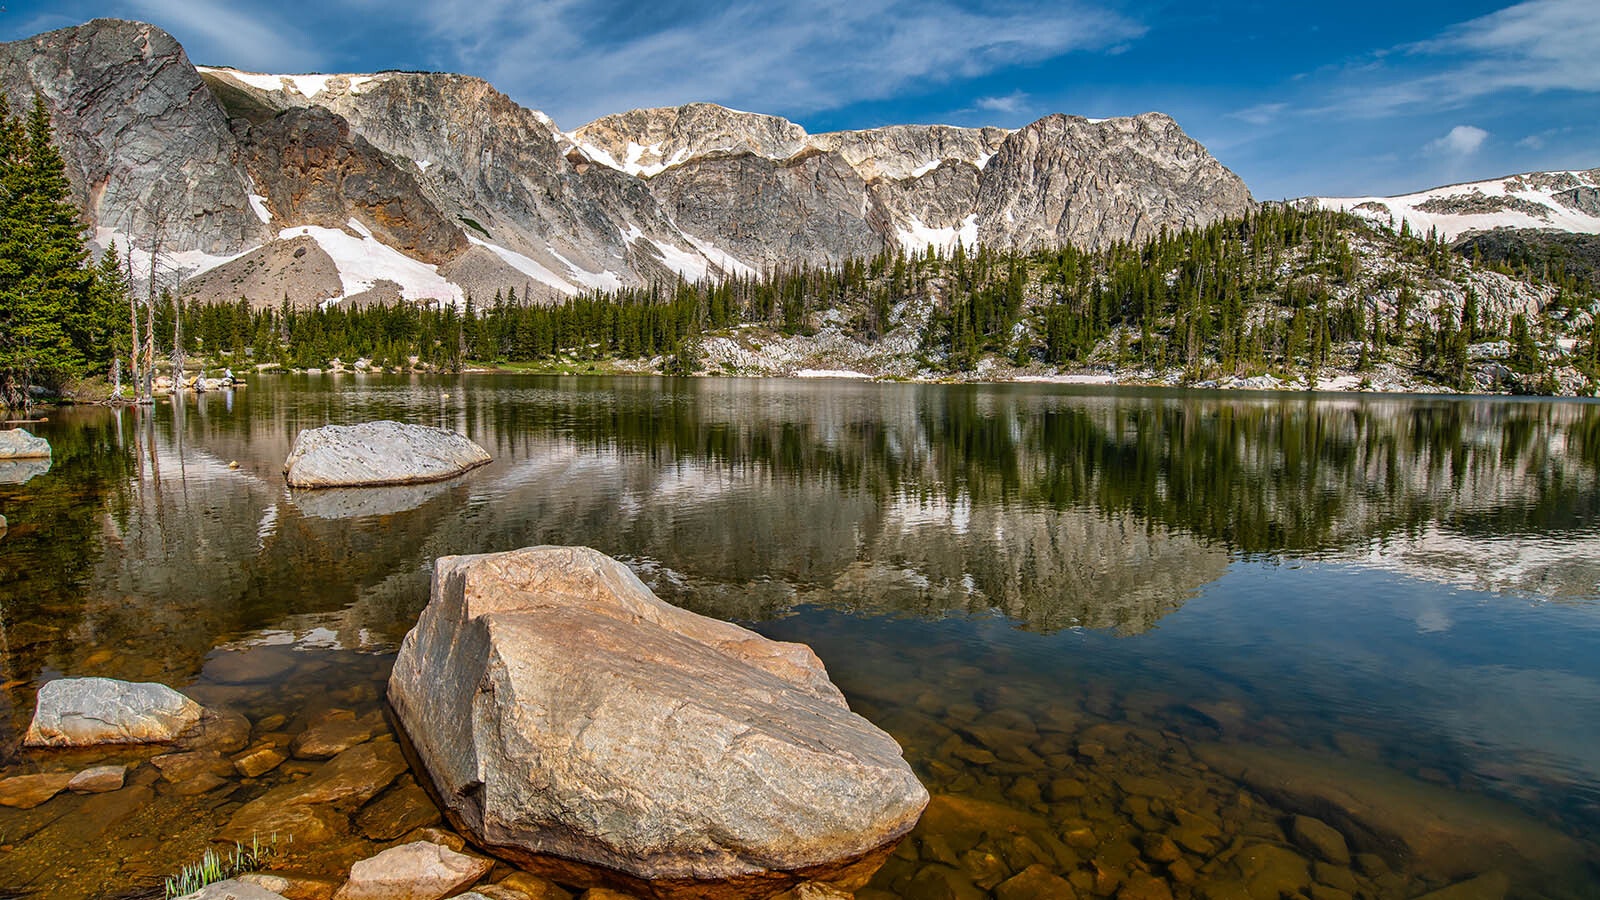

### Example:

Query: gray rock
xmin=283 ymin=421 xmax=490 ymax=488
xmin=0 ymin=20 xmax=267 ymax=256
xmin=332 ymin=841 xmax=493 ymax=900
xmin=0 ymin=428 xmax=50 ymax=459
xmin=388 ymin=545 xmax=928 ymax=898
xmin=24 ymin=677 xmax=204 ymax=747
xmin=174 ymin=879 xmax=290 ymax=900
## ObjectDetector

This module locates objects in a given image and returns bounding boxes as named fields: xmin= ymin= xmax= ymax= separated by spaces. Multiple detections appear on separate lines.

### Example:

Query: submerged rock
xmin=0 ymin=771 xmax=74 ymax=808
xmin=389 ymin=545 xmax=928 ymax=899
xmin=283 ymin=421 xmax=490 ymax=488
xmin=24 ymin=677 xmax=204 ymax=747
xmin=67 ymin=764 xmax=127 ymax=794
xmin=1195 ymin=742 xmax=1591 ymax=882
xmin=0 ymin=427 xmax=50 ymax=459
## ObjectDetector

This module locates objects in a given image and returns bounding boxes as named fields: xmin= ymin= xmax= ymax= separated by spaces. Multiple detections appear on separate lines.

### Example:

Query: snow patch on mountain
xmin=1315 ymin=169 xmax=1600 ymax=240
xmin=896 ymin=214 xmax=980 ymax=254
xmin=281 ymin=222 xmax=463 ymax=306
xmin=198 ymin=67 xmax=382 ymax=98
xmin=466 ymin=236 xmax=578 ymax=295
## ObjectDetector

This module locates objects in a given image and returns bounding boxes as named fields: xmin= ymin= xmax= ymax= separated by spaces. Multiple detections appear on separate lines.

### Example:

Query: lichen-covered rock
xmin=24 ymin=677 xmax=203 ymax=747
xmin=0 ymin=428 xmax=50 ymax=459
xmin=283 ymin=421 xmax=490 ymax=488
xmin=388 ymin=546 xmax=928 ymax=899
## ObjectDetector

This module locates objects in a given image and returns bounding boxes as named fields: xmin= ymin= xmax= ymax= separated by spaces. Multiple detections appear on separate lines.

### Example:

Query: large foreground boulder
xmin=284 ymin=421 xmax=490 ymax=488
xmin=25 ymin=677 xmax=204 ymax=747
xmin=389 ymin=546 xmax=928 ymax=899
xmin=0 ymin=428 xmax=50 ymax=459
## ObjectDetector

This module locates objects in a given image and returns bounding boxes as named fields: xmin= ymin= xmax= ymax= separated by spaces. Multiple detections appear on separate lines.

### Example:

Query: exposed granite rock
xmin=0 ymin=428 xmax=51 ymax=459
xmin=332 ymin=841 xmax=492 ymax=900
xmin=237 ymin=106 xmax=467 ymax=264
xmin=975 ymin=113 xmax=1253 ymax=251
xmin=648 ymin=149 xmax=886 ymax=269
xmin=283 ymin=421 xmax=491 ymax=488
xmin=0 ymin=19 xmax=265 ymax=255
xmin=388 ymin=545 xmax=928 ymax=898
xmin=24 ymin=676 xmax=203 ymax=747
xmin=175 ymin=879 xmax=291 ymax=900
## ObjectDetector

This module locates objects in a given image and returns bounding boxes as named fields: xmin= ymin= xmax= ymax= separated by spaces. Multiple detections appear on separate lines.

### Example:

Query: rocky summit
xmin=0 ymin=18 xmax=1252 ymax=308
xmin=388 ymin=545 xmax=929 ymax=899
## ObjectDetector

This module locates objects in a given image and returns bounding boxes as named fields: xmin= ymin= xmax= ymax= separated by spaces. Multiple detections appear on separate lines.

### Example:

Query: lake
xmin=1 ymin=375 xmax=1598 ymax=899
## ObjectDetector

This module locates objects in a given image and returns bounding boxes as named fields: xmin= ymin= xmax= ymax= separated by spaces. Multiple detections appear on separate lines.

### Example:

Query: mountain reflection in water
xmin=0 ymin=376 xmax=1597 ymax=898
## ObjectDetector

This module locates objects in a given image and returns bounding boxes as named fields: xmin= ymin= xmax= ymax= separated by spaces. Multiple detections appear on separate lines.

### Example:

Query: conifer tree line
xmin=168 ymin=204 xmax=1597 ymax=392
xmin=0 ymin=95 xmax=129 ymax=407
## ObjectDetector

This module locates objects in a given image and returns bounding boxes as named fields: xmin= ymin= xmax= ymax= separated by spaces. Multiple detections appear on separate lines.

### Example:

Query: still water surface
xmin=1 ymin=376 xmax=1598 ymax=898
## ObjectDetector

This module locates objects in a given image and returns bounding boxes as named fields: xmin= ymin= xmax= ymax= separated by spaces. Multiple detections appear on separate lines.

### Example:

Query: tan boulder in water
xmin=283 ymin=421 xmax=490 ymax=488
xmin=388 ymin=546 xmax=929 ymax=899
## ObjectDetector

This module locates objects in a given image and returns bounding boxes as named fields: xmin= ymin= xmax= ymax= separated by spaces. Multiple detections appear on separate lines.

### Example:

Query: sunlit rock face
xmin=389 ymin=546 xmax=928 ymax=898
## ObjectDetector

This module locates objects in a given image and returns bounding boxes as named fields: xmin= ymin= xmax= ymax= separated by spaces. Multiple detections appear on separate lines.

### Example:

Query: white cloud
xmin=403 ymin=0 xmax=1144 ymax=127
xmin=1517 ymin=134 xmax=1546 ymax=150
xmin=1228 ymin=102 xmax=1287 ymax=127
xmin=975 ymin=91 xmax=1029 ymax=115
xmin=1424 ymin=124 xmax=1488 ymax=156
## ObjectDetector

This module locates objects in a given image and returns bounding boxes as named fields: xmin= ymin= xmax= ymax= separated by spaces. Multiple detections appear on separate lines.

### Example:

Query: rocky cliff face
xmin=17 ymin=18 xmax=1257 ymax=307
xmin=0 ymin=19 xmax=266 ymax=256
xmin=1313 ymin=168 xmax=1600 ymax=240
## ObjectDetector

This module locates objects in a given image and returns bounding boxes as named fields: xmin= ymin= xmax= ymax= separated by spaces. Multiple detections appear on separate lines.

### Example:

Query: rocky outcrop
xmin=236 ymin=106 xmax=467 ymax=264
xmin=283 ymin=421 xmax=491 ymax=488
xmin=388 ymin=546 xmax=928 ymax=899
xmin=24 ymin=676 xmax=203 ymax=746
xmin=0 ymin=19 xmax=266 ymax=255
xmin=0 ymin=428 xmax=51 ymax=459
xmin=975 ymin=113 xmax=1254 ymax=251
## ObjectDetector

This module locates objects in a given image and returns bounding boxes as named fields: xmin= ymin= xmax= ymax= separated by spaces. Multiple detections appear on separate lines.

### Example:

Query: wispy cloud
xmin=402 ymin=0 xmax=1144 ymax=126
xmin=975 ymin=91 xmax=1030 ymax=115
xmin=1228 ymin=102 xmax=1287 ymax=127
xmin=1322 ymin=0 xmax=1600 ymax=117
xmin=125 ymin=0 xmax=323 ymax=71
xmin=1424 ymin=125 xmax=1488 ymax=157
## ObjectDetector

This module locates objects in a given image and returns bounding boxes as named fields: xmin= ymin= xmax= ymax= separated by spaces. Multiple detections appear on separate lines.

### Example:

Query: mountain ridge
xmin=0 ymin=18 xmax=1255 ymax=309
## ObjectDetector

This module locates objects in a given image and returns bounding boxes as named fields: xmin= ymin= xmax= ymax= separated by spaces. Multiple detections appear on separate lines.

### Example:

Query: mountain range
xmin=1 ymin=18 xmax=1253 ymax=308
xmin=1 ymin=17 xmax=1595 ymax=315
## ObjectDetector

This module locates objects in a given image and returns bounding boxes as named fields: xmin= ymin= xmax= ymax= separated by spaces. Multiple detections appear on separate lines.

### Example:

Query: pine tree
xmin=0 ymin=95 xmax=102 ymax=404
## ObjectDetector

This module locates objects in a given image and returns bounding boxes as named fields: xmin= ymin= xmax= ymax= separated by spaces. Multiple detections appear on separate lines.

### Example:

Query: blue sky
xmin=6 ymin=0 xmax=1597 ymax=199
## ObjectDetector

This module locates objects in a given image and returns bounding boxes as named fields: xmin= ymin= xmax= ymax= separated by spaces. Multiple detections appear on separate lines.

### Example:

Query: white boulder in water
xmin=25 ymin=677 xmax=204 ymax=747
xmin=0 ymin=428 xmax=50 ymax=459
xmin=283 ymin=421 xmax=490 ymax=488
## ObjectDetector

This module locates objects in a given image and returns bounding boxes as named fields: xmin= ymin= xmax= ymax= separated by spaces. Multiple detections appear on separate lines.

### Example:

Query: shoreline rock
xmin=389 ymin=546 xmax=928 ymax=899
xmin=283 ymin=421 xmax=491 ymax=488
xmin=0 ymin=427 xmax=50 ymax=459
xmin=24 ymin=677 xmax=204 ymax=747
